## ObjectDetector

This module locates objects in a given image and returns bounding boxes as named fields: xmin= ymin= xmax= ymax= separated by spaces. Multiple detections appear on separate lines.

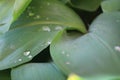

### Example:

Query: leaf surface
xmin=11 ymin=63 xmax=66 ymax=80
xmin=50 ymin=12 xmax=120 ymax=78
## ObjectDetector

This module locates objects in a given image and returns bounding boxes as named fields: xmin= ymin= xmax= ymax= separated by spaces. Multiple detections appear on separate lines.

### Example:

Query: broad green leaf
xmin=69 ymin=0 xmax=102 ymax=11
xmin=11 ymin=63 xmax=66 ymax=80
xmin=0 ymin=25 xmax=60 ymax=70
xmin=101 ymin=0 xmax=120 ymax=12
xmin=0 ymin=0 xmax=86 ymax=70
xmin=50 ymin=12 xmax=120 ymax=78
xmin=11 ymin=0 xmax=86 ymax=33
xmin=0 ymin=0 xmax=31 ymax=34
xmin=0 ymin=69 xmax=11 ymax=80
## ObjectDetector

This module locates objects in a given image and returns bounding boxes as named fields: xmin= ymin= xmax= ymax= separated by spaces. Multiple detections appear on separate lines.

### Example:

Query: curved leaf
xmin=0 ymin=25 xmax=60 ymax=70
xmin=11 ymin=63 xmax=66 ymax=80
xmin=0 ymin=69 xmax=11 ymax=80
xmin=69 ymin=0 xmax=102 ymax=11
xmin=0 ymin=0 xmax=86 ymax=70
xmin=50 ymin=12 xmax=120 ymax=78
xmin=13 ymin=0 xmax=32 ymax=21
xmin=11 ymin=0 xmax=86 ymax=33
xmin=101 ymin=0 xmax=120 ymax=12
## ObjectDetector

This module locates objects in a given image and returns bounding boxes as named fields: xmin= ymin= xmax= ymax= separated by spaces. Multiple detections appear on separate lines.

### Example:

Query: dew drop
xmin=55 ymin=26 xmax=63 ymax=30
xmin=61 ymin=51 xmax=65 ymax=54
xmin=23 ymin=51 xmax=31 ymax=56
xmin=66 ymin=62 xmax=70 ymax=65
xmin=47 ymin=3 xmax=50 ymax=6
xmin=46 ymin=17 xmax=49 ymax=20
xmin=115 ymin=46 xmax=120 ymax=52
xmin=18 ymin=59 xmax=22 ymax=62
xmin=28 ymin=55 xmax=32 ymax=59
xmin=28 ymin=12 xmax=34 ymax=16
xmin=66 ymin=54 xmax=70 ymax=57
xmin=47 ymin=41 xmax=51 ymax=45
xmin=42 ymin=26 xmax=51 ymax=32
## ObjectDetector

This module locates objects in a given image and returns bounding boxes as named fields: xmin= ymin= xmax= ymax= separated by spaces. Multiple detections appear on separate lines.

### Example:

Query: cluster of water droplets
xmin=61 ymin=51 xmax=71 ymax=65
xmin=114 ymin=46 xmax=120 ymax=52
xmin=23 ymin=50 xmax=32 ymax=59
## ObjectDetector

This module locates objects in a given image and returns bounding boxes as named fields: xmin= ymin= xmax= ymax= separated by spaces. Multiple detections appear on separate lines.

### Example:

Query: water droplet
xmin=47 ymin=3 xmax=50 ymax=6
xmin=46 ymin=17 xmax=49 ymax=20
xmin=66 ymin=62 xmax=70 ymax=65
xmin=61 ymin=51 xmax=65 ymax=54
xmin=23 ymin=51 xmax=31 ymax=56
xmin=18 ymin=59 xmax=22 ymax=61
xmin=34 ymin=15 xmax=40 ymax=19
xmin=28 ymin=55 xmax=32 ymax=59
xmin=55 ymin=26 xmax=63 ymax=30
xmin=115 ymin=46 xmax=120 ymax=52
xmin=42 ymin=26 xmax=51 ymax=32
xmin=66 ymin=54 xmax=70 ymax=57
xmin=28 ymin=12 xmax=34 ymax=16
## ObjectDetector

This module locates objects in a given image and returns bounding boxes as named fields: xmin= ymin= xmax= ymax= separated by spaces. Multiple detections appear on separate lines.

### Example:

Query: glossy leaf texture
xmin=11 ymin=63 xmax=66 ymax=80
xmin=0 ymin=69 xmax=11 ymax=80
xmin=0 ymin=25 xmax=60 ymax=70
xmin=10 ymin=0 xmax=86 ymax=33
xmin=69 ymin=0 xmax=102 ymax=11
xmin=0 ymin=0 xmax=31 ymax=34
xmin=101 ymin=0 xmax=120 ymax=12
xmin=0 ymin=0 xmax=86 ymax=70
xmin=50 ymin=12 xmax=120 ymax=79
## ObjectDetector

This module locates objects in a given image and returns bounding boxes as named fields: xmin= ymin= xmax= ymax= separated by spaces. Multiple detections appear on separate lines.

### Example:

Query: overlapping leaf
xmin=101 ymin=0 xmax=120 ymax=12
xmin=69 ymin=0 xmax=102 ymax=11
xmin=0 ymin=0 xmax=31 ymax=34
xmin=50 ymin=12 xmax=120 ymax=79
xmin=11 ymin=63 xmax=66 ymax=80
xmin=0 ymin=0 xmax=86 ymax=70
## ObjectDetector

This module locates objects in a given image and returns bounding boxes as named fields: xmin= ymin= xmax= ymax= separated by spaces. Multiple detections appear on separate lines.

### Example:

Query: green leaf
xmin=13 ymin=0 xmax=32 ymax=21
xmin=50 ymin=12 xmax=120 ymax=78
xmin=0 ymin=0 xmax=31 ymax=34
xmin=0 ymin=0 xmax=86 ymax=70
xmin=11 ymin=0 xmax=86 ymax=33
xmin=0 ymin=25 xmax=60 ymax=70
xmin=11 ymin=63 xmax=66 ymax=80
xmin=101 ymin=0 xmax=120 ymax=12
xmin=0 ymin=0 xmax=14 ymax=34
xmin=69 ymin=0 xmax=102 ymax=11
xmin=0 ymin=69 xmax=11 ymax=80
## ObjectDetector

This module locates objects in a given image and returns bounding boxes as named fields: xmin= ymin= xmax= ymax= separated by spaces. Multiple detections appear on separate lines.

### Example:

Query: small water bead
xmin=28 ymin=12 xmax=35 ymax=16
xmin=66 ymin=62 xmax=70 ymax=65
xmin=66 ymin=54 xmax=70 ymax=57
xmin=42 ymin=26 xmax=51 ymax=32
xmin=47 ymin=3 xmax=50 ymax=6
xmin=61 ymin=51 xmax=65 ymax=54
xmin=115 ymin=46 xmax=120 ymax=52
xmin=55 ymin=26 xmax=63 ymax=30
xmin=18 ymin=59 xmax=22 ymax=62
xmin=46 ymin=17 xmax=49 ymax=20
xmin=28 ymin=55 xmax=32 ymax=59
xmin=23 ymin=51 xmax=31 ymax=56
